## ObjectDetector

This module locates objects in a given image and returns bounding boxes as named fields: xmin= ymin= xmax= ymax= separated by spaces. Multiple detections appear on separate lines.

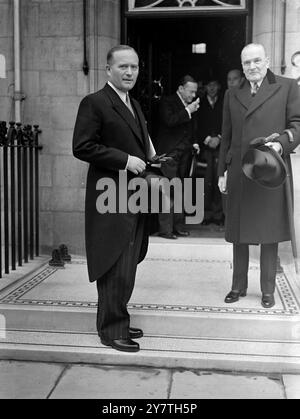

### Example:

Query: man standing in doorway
xmin=73 ymin=45 xmax=157 ymax=352
xmin=197 ymin=78 xmax=224 ymax=226
xmin=155 ymin=75 xmax=200 ymax=239
xmin=218 ymin=43 xmax=300 ymax=308
xmin=227 ymin=69 xmax=244 ymax=89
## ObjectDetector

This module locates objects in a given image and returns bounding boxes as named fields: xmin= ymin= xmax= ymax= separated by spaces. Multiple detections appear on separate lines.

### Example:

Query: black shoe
xmin=261 ymin=294 xmax=275 ymax=308
xmin=224 ymin=289 xmax=247 ymax=303
xmin=129 ymin=327 xmax=143 ymax=339
xmin=174 ymin=230 xmax=190 ymax=237
xmin=100 ymin=337 xmax=140 ymax=352
xmin=158 ymin=232 xmax=177 ymax=239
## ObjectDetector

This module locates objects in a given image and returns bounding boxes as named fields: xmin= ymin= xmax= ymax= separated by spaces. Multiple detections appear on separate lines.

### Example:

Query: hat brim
xmin=242 ymin=145 xmax=287 ymax=189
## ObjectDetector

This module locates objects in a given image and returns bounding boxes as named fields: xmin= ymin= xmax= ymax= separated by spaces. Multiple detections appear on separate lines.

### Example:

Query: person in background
xmin=227 ymin=68 xmax=244 ymax=89
xmin=291 ymin=51 xmax=300 ymax=87
xmin=155 ymin=75 xmax=200 ymax=239
xmin=196 ymin=78 xmax=224 ymax=226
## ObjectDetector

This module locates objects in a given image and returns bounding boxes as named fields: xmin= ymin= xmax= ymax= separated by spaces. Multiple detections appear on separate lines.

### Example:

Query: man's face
xmin=292 ymin=53 xmax=300 ymax=80
xmin=241 ymin=45 xmax=269 ymax=83
xmin=106 ymin=50 xmax=139 ymax=92
xmin=179 ymin=82 xmax=198 ymax=104
xmin=227 ymin=70 xmax=242 ymax=89
xmin=206 ymin=81 xmax=220 ymax=98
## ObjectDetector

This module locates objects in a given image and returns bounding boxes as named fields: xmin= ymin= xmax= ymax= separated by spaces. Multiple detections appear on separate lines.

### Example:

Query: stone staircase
xmin=0 ymin=238 xmax=300 ymax=373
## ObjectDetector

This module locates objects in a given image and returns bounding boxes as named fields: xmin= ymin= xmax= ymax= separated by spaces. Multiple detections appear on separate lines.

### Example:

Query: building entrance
xmin=125 ymin=13 xmax=248 ymax=234
xmin=126 ymin=15 xmax=247 ymax=137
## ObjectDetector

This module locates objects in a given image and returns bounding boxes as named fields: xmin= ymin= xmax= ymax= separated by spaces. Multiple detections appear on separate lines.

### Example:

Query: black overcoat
xmin=155 ymin=93 xmax=198 ymax=178
xmin=218 ymin=70 xmax=300 ymax=244
xmin=73 ymin=84 xmax=150 ymax=282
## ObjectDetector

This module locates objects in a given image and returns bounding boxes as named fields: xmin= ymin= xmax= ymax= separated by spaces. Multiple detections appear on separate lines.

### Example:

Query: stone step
xmin=1 ymin=329 xmax=300 ymax=374
xmin=0 ymin=246 xmax=299 ymax=343
xmin=1 ymin=304 xmax=299 ymax=342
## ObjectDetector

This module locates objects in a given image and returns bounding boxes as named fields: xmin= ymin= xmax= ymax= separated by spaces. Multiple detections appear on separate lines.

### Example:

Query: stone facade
xmin=0 ymin=0 xmax=300 ymax=258
xmin=0 ymin=0 xmax=120 ymax=255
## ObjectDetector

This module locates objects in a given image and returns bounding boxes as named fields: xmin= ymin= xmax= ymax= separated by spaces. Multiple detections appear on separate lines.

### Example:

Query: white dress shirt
xmin=177 ymin=91 xmax=192 ymax=119
xmin=107 ymin=81 xmax=156 ymax=167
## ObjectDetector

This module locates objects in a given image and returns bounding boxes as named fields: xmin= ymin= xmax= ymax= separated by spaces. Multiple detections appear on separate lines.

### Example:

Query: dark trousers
xmin=96 ymin=214 xmax=145 ymax=340
xmin=232 ymin=243 xmax=278 ymax=294
xmin=203 ymin=149 xmax=223 ymax=221
xmin=158 ymin=149 xmax=191 ymax=233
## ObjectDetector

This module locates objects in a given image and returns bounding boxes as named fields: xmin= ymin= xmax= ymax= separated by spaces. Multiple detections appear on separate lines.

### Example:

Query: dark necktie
xmin=126 ymin=94 xmax=135 ymax=118
xmin=251 ymin=82 xmax=259 ymax=97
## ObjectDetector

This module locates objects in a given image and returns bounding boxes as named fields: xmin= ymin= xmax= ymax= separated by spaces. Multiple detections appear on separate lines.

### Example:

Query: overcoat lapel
xmin=234 ymin=80 xmax=252 ymax=111
xmin=234 ymin=70 xmax=281 ymax=118
xmin=245 ymin=81 xmax=281 ymax=118
xmin=103 ymin=84 xmax=145 ymax=148
xmin=132 ymin=98 xmax=150 ymax=157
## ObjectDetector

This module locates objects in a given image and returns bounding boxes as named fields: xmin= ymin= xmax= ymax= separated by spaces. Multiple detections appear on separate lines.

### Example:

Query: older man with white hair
xmin=218 ymin=43 xmax=300 ymax=308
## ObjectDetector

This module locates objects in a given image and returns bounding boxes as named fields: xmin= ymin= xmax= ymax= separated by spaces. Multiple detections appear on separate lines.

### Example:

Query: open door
xmin=125 ymin=14 xmax=249 ymax=139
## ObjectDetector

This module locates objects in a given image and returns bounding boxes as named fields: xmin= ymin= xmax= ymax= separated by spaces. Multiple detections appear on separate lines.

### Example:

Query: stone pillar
xmin=252 ymin=0 xmax=284 ymax=74
xmin=0 ymin=0 xmax=13 ymax=121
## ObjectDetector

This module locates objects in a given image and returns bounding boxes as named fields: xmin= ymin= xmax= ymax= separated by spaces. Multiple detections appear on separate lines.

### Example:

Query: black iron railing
xmin=0 ymin=121 xmax=42 ymax=277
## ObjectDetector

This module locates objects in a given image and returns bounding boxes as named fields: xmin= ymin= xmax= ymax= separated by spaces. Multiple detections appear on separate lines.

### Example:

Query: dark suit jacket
xmin=155 ymin=93 xmax=198 ymax=178
xmin=197 ymin=95 xmax=223 ymax=155
xmin=218 ymin=70 xmax=300 ymax=244
xmin=73 ymin=84 xmax=150 ymax=282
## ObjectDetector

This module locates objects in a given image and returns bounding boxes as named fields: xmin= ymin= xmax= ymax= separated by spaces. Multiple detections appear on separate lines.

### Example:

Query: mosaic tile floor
xmin=0 ymin=256 xmax=299 ymax=317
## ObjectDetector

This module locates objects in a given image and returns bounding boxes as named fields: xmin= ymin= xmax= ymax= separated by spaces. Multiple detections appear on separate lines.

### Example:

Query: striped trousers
xmin=96 ymin=214 xmax=145 ymax=340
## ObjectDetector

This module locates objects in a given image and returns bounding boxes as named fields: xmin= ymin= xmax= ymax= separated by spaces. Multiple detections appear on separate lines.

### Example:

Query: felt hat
xmin=242 ymin=137 xmax=287 ymax=188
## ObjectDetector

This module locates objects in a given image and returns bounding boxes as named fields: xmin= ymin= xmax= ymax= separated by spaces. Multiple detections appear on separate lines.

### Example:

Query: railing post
xmin=16 ymin=122 xmax=23 ymax=267
xmin=0 ymin=121 xmax=42 ymax=277
xmin=22 ymin=126 xmax=29 ymax=263
xmin=8 ymin=122 xmax=17 ymax=270
xmin=0 ymin=122 xmax=6 ymax=278
xmin=33 ymin=125 xmax=41 ymax=257
xmin=3 ymin=123 xmax=9 ymax=274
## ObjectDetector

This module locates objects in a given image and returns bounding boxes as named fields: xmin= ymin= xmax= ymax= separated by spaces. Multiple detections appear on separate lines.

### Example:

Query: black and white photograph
xmin=0 ymin=0 xmax=300 ymax=401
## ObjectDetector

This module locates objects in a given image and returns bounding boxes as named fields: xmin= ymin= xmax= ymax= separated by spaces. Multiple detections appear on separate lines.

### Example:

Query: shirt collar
xmin=177 ymin=91 xmax=187 ymax=107
xmin=250 ymin=79 xmax=264 ymax=89
xmin=108 ymin=81 xmax=127 ymax=103
xmin=207 ymin=95 xmax=218 ymax=107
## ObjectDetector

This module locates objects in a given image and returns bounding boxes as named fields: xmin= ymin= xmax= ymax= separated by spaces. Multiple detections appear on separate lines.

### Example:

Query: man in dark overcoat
xmin=73 ymin=45 xmax=157 ymax=352
xmin=155 ymin=75 xmax=200 ymax=239
xmin=197 ymin=78 xmax=224 ymax=225
xmin=218 ymin=43 xmax=300 ymax=308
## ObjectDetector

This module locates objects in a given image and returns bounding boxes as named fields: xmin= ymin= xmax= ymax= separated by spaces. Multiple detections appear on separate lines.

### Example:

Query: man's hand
xmin=127 ymin=155 xmax=146 ymax=175
xmin=193 ymin=143 xmax=200 ymax=155
xmin=186 ymin=98 xmax=200 ymax=114
xmin=265 ymin=141 xmax=283 ymax=155
xmin=208 ymin=136 xmax=220 ymax=149
xmin=218 ymin=172 xmax=227 ymax=194
xmin=149 ymin=154 xmax=173 ymax=163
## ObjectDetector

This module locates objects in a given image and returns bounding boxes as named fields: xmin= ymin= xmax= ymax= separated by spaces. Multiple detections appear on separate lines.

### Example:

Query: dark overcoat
xmin=73 ymin=84 xmax=150 ymax=282
xmin=155 ymin=93 xmax=198 ymax=178
xmin=197 ymin=95 xmax=223 ymax=147
xmin=218 ymin=70 xmax=300 ymax=244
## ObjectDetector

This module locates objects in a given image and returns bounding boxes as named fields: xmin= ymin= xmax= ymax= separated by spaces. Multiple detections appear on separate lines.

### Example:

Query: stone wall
xmin=0 ymin=0 xmax=120 ymax=256
xmin=253 ymin=0 xmax=300 ymax=79
xmin=0 ymin=0 xmax=13 ymax=121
